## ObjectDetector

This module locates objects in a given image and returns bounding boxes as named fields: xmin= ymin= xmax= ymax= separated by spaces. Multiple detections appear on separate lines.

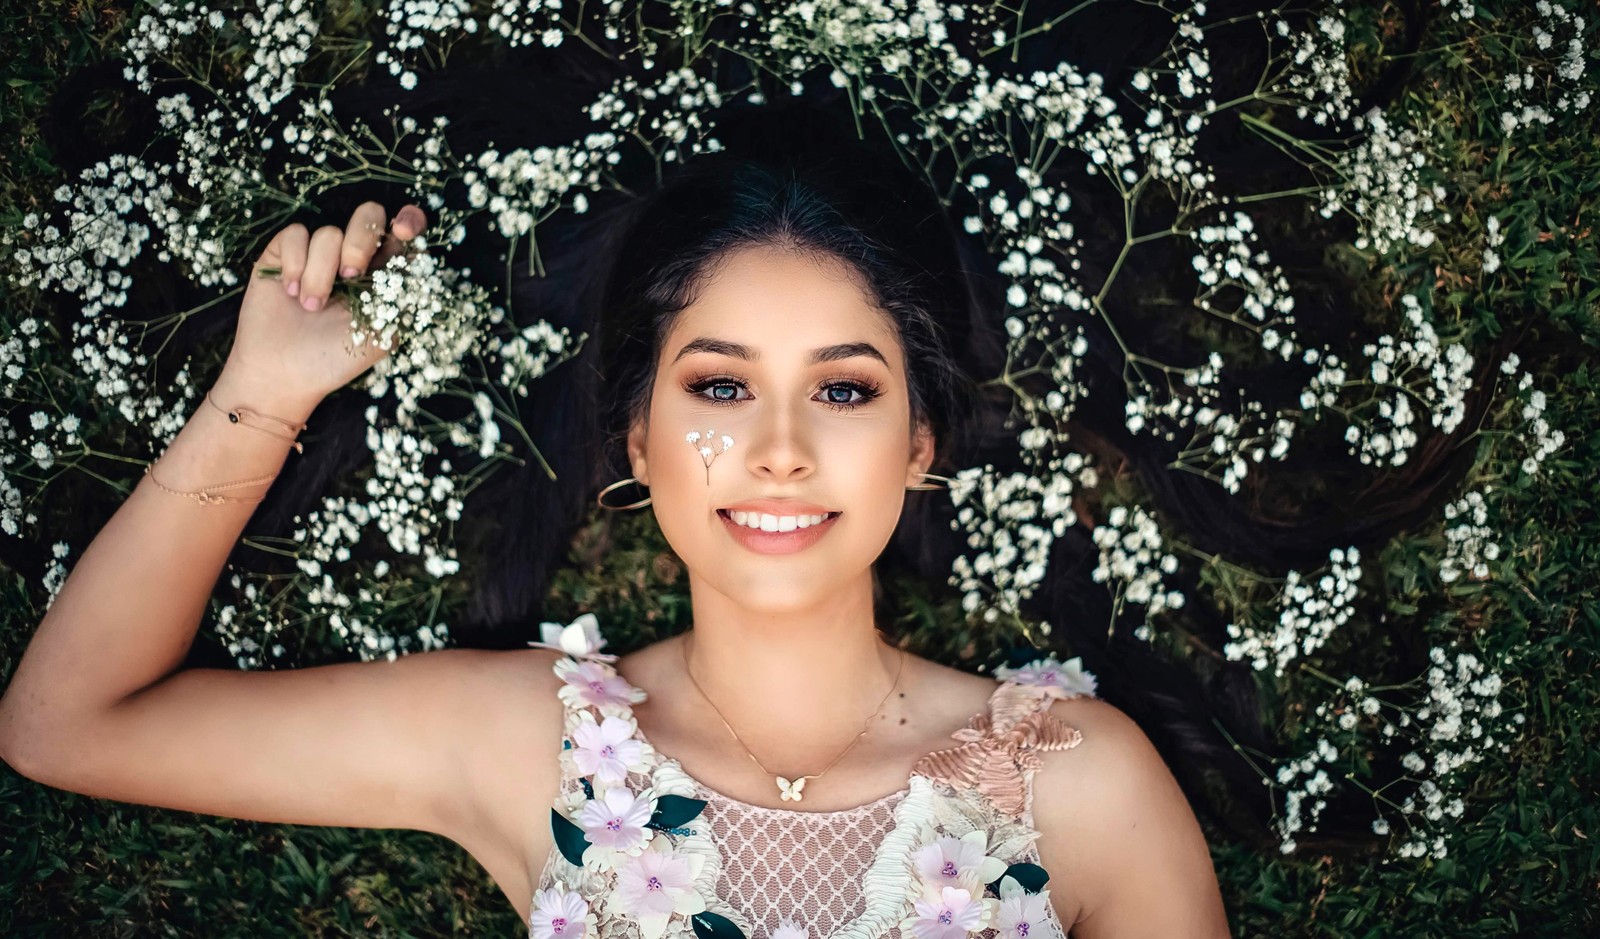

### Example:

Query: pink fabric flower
xmin=613 ymin=836 xmax=707 ymax=939
xmin=995 ymin=888 xmax=1052 ymax=939
xmin=993 ymin=655 xmax=1097 ymax=698
xmin=576 ymin=784 xmax=656 ymax=852
xmin=912 ymin=830 xmax=1009 ymax=894
xmin=905 ymin=885 xmax=991 ymax=939
xmin=529 ymin=886 xmax=594 ymax=939
xmin=571 ymin=711 xmax=645 ymax=783
xmin=556 ymin=658 xmax=644 ymax=710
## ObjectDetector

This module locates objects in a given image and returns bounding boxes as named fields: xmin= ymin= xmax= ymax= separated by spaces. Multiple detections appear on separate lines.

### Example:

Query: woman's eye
xmin=685 ymin=377 xmax=880 ymax=410
xmin=822 ymin=384 xmax=863 ymax=406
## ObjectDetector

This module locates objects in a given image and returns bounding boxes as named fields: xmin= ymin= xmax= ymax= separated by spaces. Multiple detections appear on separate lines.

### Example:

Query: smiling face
xmin=626 ymin=243 xmax=936 ymax=613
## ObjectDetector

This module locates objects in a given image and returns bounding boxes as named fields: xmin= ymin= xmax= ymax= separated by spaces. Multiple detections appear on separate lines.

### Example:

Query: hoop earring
xmin=907 ymin=472 xmax=952 ymax=491
xmin=597 ymin=476 xmax=652 ymax=510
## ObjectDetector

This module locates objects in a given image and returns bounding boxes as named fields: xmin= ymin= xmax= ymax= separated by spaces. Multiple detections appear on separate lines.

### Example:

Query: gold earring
xmin=907 ymin=472 xmax=951 ymax=491
xmin=597 ymin=476 xmax=652 ymax=510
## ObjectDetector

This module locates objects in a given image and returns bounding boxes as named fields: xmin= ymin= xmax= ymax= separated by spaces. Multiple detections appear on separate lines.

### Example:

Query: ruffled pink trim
xmin=910 ymin=682 xmax=1084 ymax=817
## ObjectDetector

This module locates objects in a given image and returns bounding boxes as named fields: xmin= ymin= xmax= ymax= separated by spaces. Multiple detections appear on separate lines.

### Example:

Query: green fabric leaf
xmin=550 ymin=808 xmax=590 ymax=867
xmin=690 ymin=910 xmax=747 ymax=939
xmin=649 ymin=794 xmax=708 ymax=829
xmin=995 ymin=861 xmax=1050 ymax=894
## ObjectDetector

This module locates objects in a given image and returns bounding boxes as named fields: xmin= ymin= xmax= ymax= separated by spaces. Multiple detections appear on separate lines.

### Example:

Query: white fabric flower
xmin=993 ymin=655 xmax=1098 ymax=698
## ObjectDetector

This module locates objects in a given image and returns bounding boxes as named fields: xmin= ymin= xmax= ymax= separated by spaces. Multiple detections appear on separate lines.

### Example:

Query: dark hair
xmin=593 ymin=147 xmax=986 ymax=495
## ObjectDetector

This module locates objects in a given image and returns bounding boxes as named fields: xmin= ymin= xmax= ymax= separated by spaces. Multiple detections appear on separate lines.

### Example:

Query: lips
xmin=716 ymin=507 xmax=842 ymax=555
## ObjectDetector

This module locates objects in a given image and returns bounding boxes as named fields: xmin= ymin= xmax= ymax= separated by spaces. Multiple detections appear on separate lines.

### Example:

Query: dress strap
xmin=910 ymin=679 xmax=1085 ymax=818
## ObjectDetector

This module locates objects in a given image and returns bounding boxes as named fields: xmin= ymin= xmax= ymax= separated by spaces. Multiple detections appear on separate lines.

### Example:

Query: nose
xmin=742 ymin=401 xmax=816 ymax=482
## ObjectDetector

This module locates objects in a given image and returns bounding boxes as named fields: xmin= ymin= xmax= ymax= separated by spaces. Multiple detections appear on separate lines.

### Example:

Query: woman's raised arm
xmin=0 ymin=204 xmax=562 ymax=894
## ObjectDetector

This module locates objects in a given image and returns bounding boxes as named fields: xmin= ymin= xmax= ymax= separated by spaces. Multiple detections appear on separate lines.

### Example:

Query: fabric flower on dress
xmin=768 ymin=917 xmax=809 ymax=939
xmin=555 ymin=657 xmax=647 ymax=712
xmin=912 ymin=829 xmax=1010 ymax=894
xmin=528 ymin=612 xmax=618 ymax=661
xmin=992 ymin=655 xmax=1097 ymax=699
xmin=567 ymin=709 xmax=647 ymax=783
xmin=611 ymin=834 xmax=708 ymax=939
xmin=912 ymin=683 xmax=1086 ymax=817
xmin=529 ymin=886 xmax=598 ymax=939
xmin=577 ymin=783 xmax=658 ymax=864
xmin=901 ymin=885 xmax=996 ymax=939
xmin=993 ymin=879 xmax=1053 ymax=939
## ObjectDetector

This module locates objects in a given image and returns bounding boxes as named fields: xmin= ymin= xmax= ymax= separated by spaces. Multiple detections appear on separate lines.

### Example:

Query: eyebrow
xmin=671 ymin=337 xmax=890 ymax=368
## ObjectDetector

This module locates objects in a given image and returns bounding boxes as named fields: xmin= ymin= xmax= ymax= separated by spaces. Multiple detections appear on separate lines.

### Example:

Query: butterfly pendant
xmin=776 ymin=775 xmax=807 ymax=802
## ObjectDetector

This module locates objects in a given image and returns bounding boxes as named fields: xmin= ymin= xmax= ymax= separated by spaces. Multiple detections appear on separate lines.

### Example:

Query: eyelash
xmin=683 ymin=374 xmax=885 ymax=413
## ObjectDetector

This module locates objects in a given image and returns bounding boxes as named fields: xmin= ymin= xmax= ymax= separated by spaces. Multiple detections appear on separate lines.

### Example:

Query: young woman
xmin=0 ymin=145 xmax=1230 ymax=937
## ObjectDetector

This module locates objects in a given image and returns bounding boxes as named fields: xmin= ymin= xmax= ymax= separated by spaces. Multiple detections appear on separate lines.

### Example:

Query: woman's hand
xmin=216 ymin=202 xmax=429 ymax=415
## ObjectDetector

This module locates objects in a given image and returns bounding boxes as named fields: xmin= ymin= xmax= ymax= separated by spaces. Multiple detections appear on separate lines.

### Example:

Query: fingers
xmin=370 ymin=204 xmax=429 ymax=273
xmin=299 ymin=225 xmax=345 ymax=312
xmin=339 ymin=201 xmax=388 ymax=279
xmin=259 ymin=204 xmax=428 ymax=312
xmin=256 ymin=223 xmax=308 ymax=298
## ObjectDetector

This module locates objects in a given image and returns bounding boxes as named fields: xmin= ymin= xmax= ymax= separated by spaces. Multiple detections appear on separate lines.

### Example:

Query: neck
xmin=677 ymin=570 xmax=908 ymax=770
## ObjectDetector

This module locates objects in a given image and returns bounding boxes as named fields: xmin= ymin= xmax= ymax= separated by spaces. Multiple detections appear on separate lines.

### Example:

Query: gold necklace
xmin=680 ymin=632 xmax=906 ymax=803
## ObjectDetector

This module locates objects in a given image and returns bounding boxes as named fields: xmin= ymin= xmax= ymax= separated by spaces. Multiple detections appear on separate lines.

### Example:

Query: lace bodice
xmin=527 ymin=623 xmax=1096 ymax=939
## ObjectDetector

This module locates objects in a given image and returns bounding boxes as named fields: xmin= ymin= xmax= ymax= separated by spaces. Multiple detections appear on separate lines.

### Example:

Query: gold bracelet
xmin=205 ymin=390 xmax=309 ymax=454
xmin=141 ymin=390 xmax=310 ymax=506
xmin=144 ymin=457 xmax=278 ymax=506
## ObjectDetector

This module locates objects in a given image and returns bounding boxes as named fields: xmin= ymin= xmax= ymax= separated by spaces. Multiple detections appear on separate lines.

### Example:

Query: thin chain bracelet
xmin=204 ymin=390 xmax=309 ymax=453
xmin=142 ymin=389 xmax=310 ymax=506
xmin=143 ymin=458 xmax=279 ymax=506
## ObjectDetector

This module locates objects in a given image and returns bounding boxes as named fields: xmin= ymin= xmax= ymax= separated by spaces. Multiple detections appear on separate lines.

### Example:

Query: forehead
xmin=661 ymin=245 xmax=900 ymax=364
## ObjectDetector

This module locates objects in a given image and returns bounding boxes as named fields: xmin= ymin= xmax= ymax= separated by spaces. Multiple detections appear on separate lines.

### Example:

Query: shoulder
xmin=436 ymin=647 xmax=571 ymax=916
xmin=1030 ymin=696 xmax=1232 ymax=939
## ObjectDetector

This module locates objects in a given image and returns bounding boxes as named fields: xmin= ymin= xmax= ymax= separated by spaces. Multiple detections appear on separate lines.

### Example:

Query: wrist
xmin=209 ymin=367 xmax=324 ymax=425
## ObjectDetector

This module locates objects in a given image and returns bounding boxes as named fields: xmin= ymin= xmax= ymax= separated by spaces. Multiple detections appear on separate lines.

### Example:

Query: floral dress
xmin=527 ymin=616 xmax=1098 ymax=939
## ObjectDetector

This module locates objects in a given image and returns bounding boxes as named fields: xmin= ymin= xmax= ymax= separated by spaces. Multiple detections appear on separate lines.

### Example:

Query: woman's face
xmin=627 ymin=244 xmax=936 ymax=613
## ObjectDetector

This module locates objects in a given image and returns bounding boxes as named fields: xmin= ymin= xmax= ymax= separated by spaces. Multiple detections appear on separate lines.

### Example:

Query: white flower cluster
xmin=1223 ymin=546 xmax=1361 ymax=677
xmin=1438 ymin=488 xmax=1499 ymax=585
xmin=239 ymin=0 xmax=321 ymax=114
xmin=374 ymin=0 xmax=479 ymax=92
xmin=1277 ymin=6 xmax=1355 ymax=127
xmin=1480 ymin=213 xmax=1505 ymax=275
xmin=464 ymin=140 xmax=608 ymax=240
xmin=151 ymin=95 xmax=247 ymax=288
xmin=1269 ymin=643 xmax=1517 ymax=860
xmin=1190 ymin=211 xmax=1299 ymax=357
xmin=489 ymin=319 xmax=582 ymax=399
xmin=586 ymin=65 xmax=728 ymax=166
xmin=1343 ymin=291 xmax=1475 ymax=467
xmin=1493 ymin=1 xmax=1591 ymax=136
xmin=1123 ymin=351 xmax=1297 ymax=495
xmin=1123 ymin=13 xmax=1216 ymax=191
xmin=120 ymin=0 xmax=221 ymax=93
xmin=1501 ymin=354 xmax=1568 ymax=477
xmin=66 ymin=315 xmax=199 ymax=446
xmin=947 ymin=460 xmax=1089 ymax=626
xmin=42 ymin=540 xmax=72 ymax=608
xmin=1388 ymin=646 xmax=1517 ymax=859
xmin=760 ymin=0 xmax=968 ymax=83
xmin=484 ymin=0 xmax=590 ymax=49
xmin=0 ymin=319 xmax=36 ymax=536
xmin=1320 ymin=107 xmax=1449 ymax=255
xmin=3 ymin=156 xmax=173 ymax=316
xmin=1088 ymin=502 xmax=1186 ymax=639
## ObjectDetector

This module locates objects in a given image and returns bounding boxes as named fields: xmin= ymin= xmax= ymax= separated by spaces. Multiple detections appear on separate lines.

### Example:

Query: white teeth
xmin=727 ymin=511 xmax=832 ymax=531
